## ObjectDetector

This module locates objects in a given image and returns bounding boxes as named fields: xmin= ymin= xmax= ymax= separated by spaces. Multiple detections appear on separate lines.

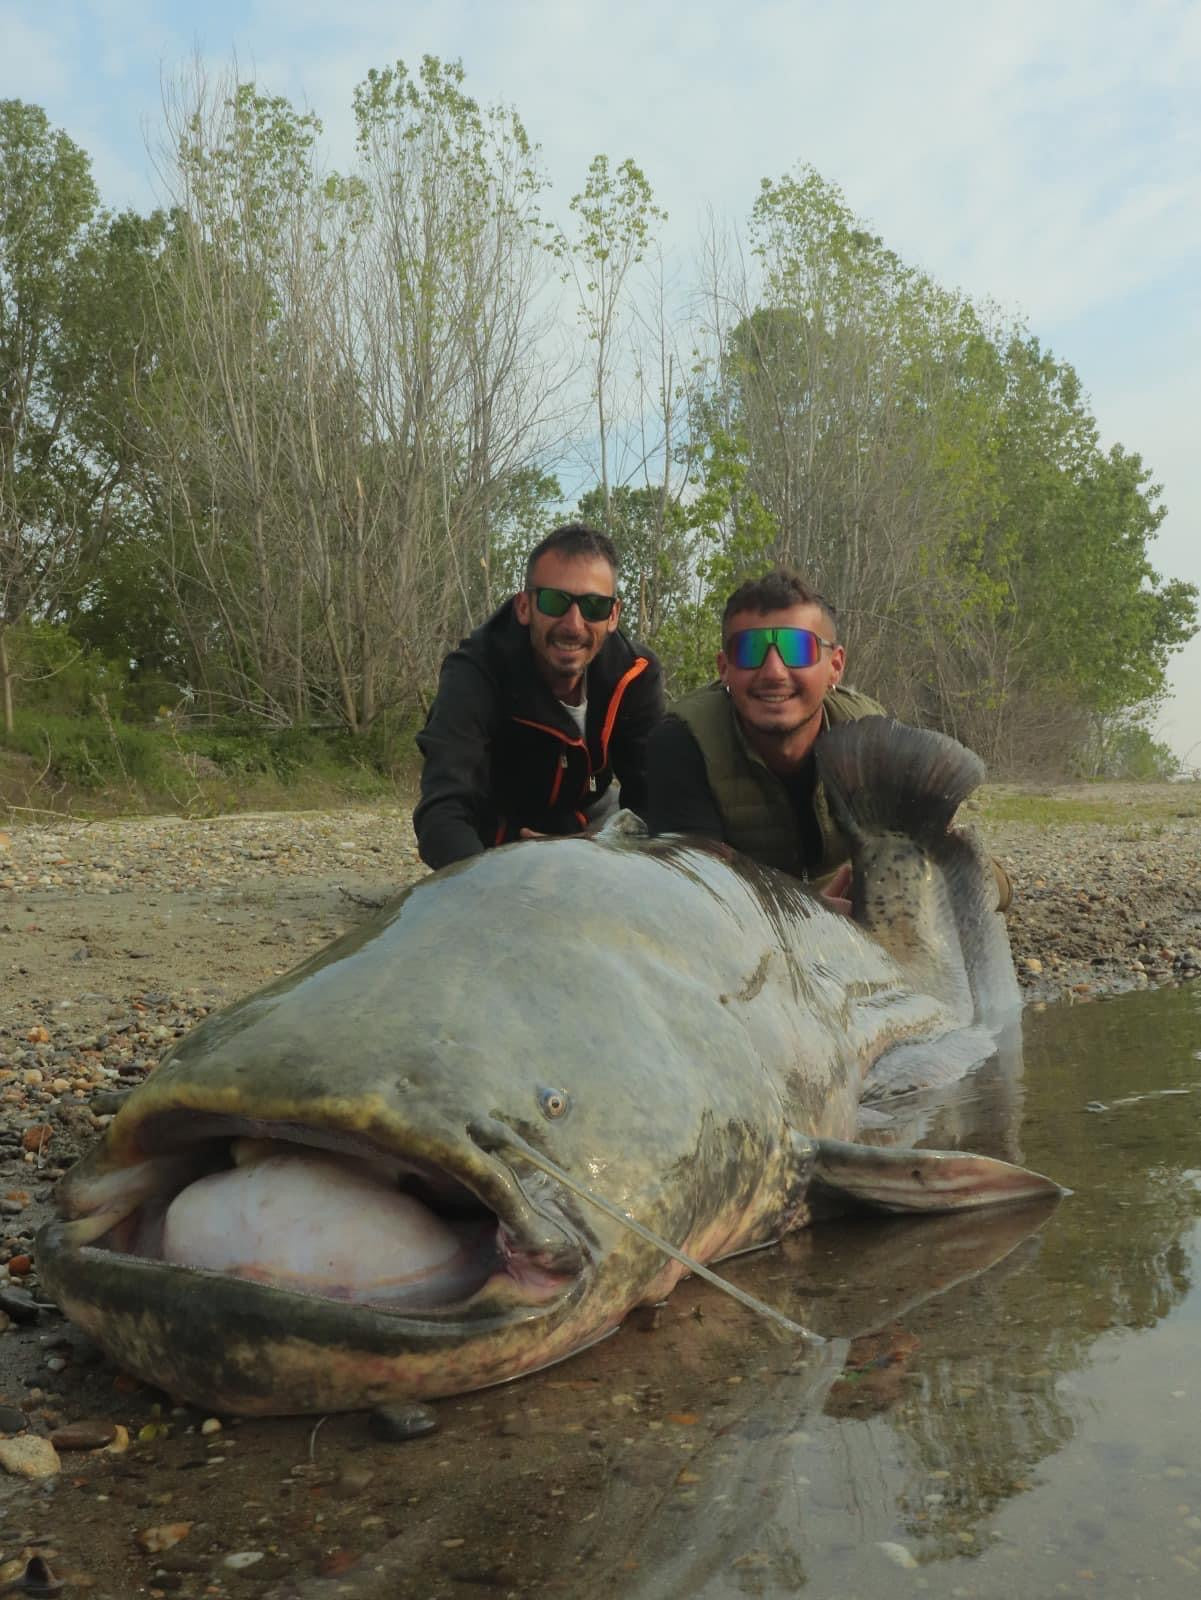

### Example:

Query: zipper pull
xmin=560 ymin=752 xmax=568 ymax=769
xmin=588 ymin=775 xmax=597 ymax=793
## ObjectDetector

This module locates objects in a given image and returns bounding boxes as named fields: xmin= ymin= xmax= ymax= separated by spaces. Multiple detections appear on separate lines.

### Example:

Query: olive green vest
xmin=672 ymin=682 xmax=885 ymax=878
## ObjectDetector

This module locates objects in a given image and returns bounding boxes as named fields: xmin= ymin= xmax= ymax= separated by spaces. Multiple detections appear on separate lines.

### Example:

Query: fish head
xmin=37 ymin=839 xmax=799 ymax=1414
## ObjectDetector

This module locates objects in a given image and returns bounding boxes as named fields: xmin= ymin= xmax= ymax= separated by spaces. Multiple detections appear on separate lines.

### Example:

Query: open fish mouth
xmin=46 ymin=1109 xmax=589 ymax=1320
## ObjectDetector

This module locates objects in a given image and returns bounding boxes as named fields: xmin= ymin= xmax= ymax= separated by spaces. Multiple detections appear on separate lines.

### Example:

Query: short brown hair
xmin=524 ymin=523 xmax=619 ymax=589
xmin=721 ymin=570 xmax=838 ymax=645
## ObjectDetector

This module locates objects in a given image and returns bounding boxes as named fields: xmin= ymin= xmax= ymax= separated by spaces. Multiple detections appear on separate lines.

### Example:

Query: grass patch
xmin=975 ymin=783 xmax=1201 ymax=827
xmin=1 ymin=715 xmax=421 ymax=821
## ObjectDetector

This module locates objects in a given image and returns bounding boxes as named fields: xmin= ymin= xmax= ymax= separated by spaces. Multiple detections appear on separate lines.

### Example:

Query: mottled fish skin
xmin=36 ymin=720 xmax=1053 ymax=1415
xmin=817 ymin=717 xmax=1021 ymax=1020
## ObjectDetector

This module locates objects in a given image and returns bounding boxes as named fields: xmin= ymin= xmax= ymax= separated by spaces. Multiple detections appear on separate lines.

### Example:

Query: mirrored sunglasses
xmin=531 ymin=587 xmax=618 ymax=623
xmin=727 ymin=626 xmax=835 ymax=670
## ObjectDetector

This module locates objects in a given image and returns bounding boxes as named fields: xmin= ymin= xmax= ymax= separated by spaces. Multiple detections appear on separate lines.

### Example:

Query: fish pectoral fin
xmin=811 ymin=1138 xmax=1066 ymax=1216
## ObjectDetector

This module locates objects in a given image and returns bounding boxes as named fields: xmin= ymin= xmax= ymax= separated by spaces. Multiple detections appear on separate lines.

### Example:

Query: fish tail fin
xmin=816 ymin=716 xmax=984 ymax=848
xmin=817 ymin=717 xmax=1019 ymax=1024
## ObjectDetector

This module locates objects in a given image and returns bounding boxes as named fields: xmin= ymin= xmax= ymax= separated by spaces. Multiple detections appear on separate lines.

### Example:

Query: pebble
xmin=0 ymin=1435 xmax=60 ymax=1479
xmin=223 ymin=1551 xmax=265 ymax=1570
xmin=136 ymin=1523 xmax=193 ymax=1554
xmin=878 ymin=1540 xmax=919 ymax=1569
xmin=987 ymin=800 xmax=1201 ymax=1002
xmin=335 ymin=1462 xmax=374 ymax=1495
xmin=368 ymin=1401 xmax=439 ymax=1441
xmin=0 ymin=810 xmax=417 ymax=899
xmin=0 ymin=1288 xmax=40 ymax=1324
xmin=50 ymin=1419 xmax=118 ymax=1450
xmin=0 ymin=1405 xmax=28 ymax=1432
xmin=6 ymin=1554 xmax=62 ymax=1596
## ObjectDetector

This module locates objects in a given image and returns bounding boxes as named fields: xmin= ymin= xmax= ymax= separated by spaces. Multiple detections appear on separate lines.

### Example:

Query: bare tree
xmin=138 ymin=57 xmax=563 ymax=733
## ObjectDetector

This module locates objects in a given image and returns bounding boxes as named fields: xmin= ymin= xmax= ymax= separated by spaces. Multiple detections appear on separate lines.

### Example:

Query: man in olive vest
xmin=647 ymin=570 xmax=1013 ymax=911
xmin=645 ymin=570 xmax=879 ymax=910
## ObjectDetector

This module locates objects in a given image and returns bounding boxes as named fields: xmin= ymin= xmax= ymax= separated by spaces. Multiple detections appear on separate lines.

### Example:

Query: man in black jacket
xmin=414 ymin=524 xmax=665 ymax=870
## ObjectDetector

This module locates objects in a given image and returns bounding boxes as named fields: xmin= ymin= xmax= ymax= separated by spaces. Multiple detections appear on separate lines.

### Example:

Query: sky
xmin=3 ymin=0 xmax=1199 ymax=766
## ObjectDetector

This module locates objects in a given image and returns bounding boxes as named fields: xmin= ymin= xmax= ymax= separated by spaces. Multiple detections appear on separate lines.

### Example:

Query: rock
xmin=199 ymin=1416 xmax=222 ymax=1435
xmin=4 ymin=1553 xmax=62 ymax=1596
xmin=0 ymin=1405 xmax=29 ymax=1432
xmin=335 ymin=1461 xmax=374 ymax=1495
xmin=878 ymin=1540 xmax=919 ymax=1569
xmin=223 ymin=1551 xmax=264 ymax=1570
xmin=0 ymin=1435 xmax=60 ymax=1478
xmin=50 ymin=1419 xmax=118 ymax=1450
xmin=368 ymin=1401 xmax=439 ymax=1441
xmin=136 ymin=1523 xmax=193 ymax=1554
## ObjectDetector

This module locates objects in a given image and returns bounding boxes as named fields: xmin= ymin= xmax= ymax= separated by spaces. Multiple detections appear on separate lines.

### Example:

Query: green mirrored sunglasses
xmin=531 ymin=587 xmax=618 ymax=623
xmin=727 ymin=626 xmax=835 ymax=669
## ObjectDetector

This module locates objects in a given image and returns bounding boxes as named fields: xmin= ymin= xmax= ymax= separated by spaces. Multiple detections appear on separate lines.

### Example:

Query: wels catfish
xmin=36 ymin=719 xmax=1060 ymax=1414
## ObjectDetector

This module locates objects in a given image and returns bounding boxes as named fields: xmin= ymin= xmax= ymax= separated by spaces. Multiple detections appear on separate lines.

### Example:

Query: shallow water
xmin=573 ymin=982 xmax=1201 ymax=1600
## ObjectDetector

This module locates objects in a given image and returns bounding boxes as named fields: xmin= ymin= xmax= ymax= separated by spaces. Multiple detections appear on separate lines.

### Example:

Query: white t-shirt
xmin=559 ymin=697 xmax=587 ymax=738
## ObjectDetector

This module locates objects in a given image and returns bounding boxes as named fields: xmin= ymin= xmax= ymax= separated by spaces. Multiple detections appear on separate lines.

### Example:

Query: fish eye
xmin=538 ymin=1087 xmax=570 ymax=1120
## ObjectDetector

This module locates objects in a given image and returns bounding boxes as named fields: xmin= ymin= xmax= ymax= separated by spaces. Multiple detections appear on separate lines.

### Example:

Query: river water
xmin=546 ymin=982 xmax=1201 ymax=1599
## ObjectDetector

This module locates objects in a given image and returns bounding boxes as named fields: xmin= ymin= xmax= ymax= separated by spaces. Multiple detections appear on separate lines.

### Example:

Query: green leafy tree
xmin=0 ymin=103 xmax=172 ymax=734
xmin=696 ymin=165 xmax=1197 ymax=769
xmin=576 ymin=483 xmax=691 ymax=642
xmin=482 ymin=467 xmax=563 ymax=609
xmin=0 ymin=99 xmax=99 ymax=731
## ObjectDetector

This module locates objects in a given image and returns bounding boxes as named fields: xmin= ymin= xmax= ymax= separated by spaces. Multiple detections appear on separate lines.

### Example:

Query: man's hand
xmin=818 ymin=862 xmax=853 ymax=917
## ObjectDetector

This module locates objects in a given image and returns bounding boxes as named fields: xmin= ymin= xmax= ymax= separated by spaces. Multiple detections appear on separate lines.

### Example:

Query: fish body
xmin=37 ymin=719 xmax=1057 ymax=1414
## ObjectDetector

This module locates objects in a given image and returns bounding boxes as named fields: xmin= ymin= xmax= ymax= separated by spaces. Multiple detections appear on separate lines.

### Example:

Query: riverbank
xmin=0 ymin=791 xmax=1198 ymax=1595
xmin=4 ymin=789 xmax=1200 ymax=1037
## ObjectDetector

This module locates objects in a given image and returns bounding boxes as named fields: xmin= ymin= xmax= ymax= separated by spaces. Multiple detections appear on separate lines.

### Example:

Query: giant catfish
xmin=36 ymin=718 xmax=1060 ymax=1414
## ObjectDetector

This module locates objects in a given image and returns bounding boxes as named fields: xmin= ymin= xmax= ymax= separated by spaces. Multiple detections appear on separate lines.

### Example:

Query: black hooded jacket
xmin=414 ymin=599 xmax=664 ymax=869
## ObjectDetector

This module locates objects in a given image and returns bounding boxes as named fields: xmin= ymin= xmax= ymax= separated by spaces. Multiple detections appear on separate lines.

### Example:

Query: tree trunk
xmin=0 ymin=624 xmax=13 ymax=736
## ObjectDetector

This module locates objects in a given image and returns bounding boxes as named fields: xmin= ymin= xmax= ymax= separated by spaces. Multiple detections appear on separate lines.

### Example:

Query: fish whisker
xmin=468 ymin=1119 xmax=822 ymax=1346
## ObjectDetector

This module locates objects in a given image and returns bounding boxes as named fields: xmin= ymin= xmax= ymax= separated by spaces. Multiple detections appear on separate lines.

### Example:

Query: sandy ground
xmin=0 ymin=792 xmax=1198 ymax=1597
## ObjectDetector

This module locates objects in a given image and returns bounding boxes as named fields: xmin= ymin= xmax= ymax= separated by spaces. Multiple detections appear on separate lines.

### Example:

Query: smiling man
xmin=645 ymin=571 xmax=884 ymax=901
xmin=647 ymin=570 xmax=1012 ymax=913
xmin=414 ymin=524 xmax=664 ymax=870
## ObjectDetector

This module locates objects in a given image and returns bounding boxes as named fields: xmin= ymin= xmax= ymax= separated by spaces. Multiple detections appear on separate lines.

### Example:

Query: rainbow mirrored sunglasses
xmin=726 ymin=626 xmax=836 ymax=670
xmin=530 ymin=587 xmax=618 ymax=623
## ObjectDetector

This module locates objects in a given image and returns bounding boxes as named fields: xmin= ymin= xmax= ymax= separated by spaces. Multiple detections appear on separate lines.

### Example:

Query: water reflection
xmin=598 ymin=979 xmax=1196 ymax=1593
xmin=578 ymin=984 xmax=1201 ymax=1598
xmin=296 ymin=986 xmax=1200 ymax=1600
